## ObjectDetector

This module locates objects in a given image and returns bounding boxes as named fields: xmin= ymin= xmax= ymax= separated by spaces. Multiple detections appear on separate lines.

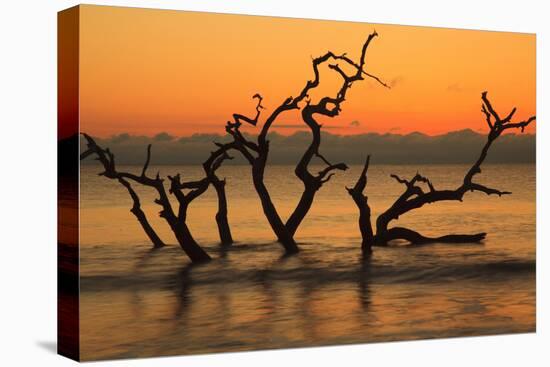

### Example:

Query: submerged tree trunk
xmin=81 ymin=134 xmax=212 ymax=263
xmin=348 ymin=92 xmax=536 ymax=251
xmin=118 ymin=178 xmax=165 ymax=248
xmin=212 ymin=177 xmax=233 ymax=246
xmin=383 ymin=227 xmax=486 ymax=245
xmin=203 ymin=146 xmax=237 ymax=246
xmin=285 ymin=186 xmax=317 ymax=237
xmin=346 ymin=156 xmax=374 ymax=255
xmin=252 ymin=159 xmax=300 ymax=254
xmin=80 ymin=138 xmax=167 ymax=250
xmin=171 ymin=221 xmax=211 ymax=262
xmin=218 ymin=31 xmax=386 ymax=254
xmin=166 ymin=174 xmax=213 ymax=262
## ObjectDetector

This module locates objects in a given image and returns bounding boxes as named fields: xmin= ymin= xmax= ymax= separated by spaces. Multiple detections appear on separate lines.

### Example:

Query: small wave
xmin=79 ymin=257 xmax=535 ymax=292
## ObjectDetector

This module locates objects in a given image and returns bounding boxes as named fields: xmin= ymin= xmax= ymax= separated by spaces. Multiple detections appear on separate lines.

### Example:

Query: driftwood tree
xmin=348 ymin=92 xmax=536 ymax=255
xmin=209 ymin=30 xmax=387 ymax=254
xmin=81 ymin=134 xmax=235 ymax=263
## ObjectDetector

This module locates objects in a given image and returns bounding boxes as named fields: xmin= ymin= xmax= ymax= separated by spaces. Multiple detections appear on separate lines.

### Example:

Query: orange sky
xmin=78 ymin=5 xmax=536 ymax=137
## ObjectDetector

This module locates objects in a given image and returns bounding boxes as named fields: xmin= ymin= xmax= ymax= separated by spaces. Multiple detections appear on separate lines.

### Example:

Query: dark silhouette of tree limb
xmin=230 ymin=93 xmax=264 ymax=127
xmin=117 ymin=177 xmax=165 ymax=249
xmin=80 ymin=134 xmax=166 ymax=249
xmin=203 ymin=149 xmax=234 ymax=246
xmin=166 ymin=145 xmax=235 ymax=247
xmin=218 ymin=30 xmax=387 ymax=253
xmin=346 ymin=155 xmax=374 ymax=255
xmin=81 ymin=134 xmax=212 ymax=263
xmin=286 ymin=31 xmax=387 ymax=236
xmin=348 ymin=92 xmax=536 ymax=253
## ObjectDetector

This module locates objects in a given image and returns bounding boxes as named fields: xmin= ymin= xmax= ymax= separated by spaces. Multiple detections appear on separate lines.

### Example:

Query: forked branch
xmin=80 ymin=134 xmax=166 ymax=249
xmin=81 ymin=134 xmax=212 ymax=262
xmin=219 ymin=31 xmax=386 ymax=253
xmin=370 ymin=92 xmax=535 ymax=244
xmin=346 ymin=155 xmax=374 ymax=254
xmin=285 ymin=31 xmax=386 ymax=237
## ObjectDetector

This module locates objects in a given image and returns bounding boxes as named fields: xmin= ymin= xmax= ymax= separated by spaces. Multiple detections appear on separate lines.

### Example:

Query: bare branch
xmin=320 ymin=173 xmax=335 ymax=184
xmin=117 ymin=177 xmax=165 ymax=248
xmin=141 ymin=144 xmax=152 ymax=177
xmin=384 ymin=227 xmax=486 ymax=245
xmin=230 ymin=93 xmax=264 ymax=127
xmin=501 ymin=107 xmax=517 ymax=124
xmin=317 ymin=163 xmax=348 ymax=180
xmin=80 ymin=134 xmax=167 ymax=249
xmin=285 ymin=32 xmax=384 ymax=239
xmin=481 ymin=104 xmax=493 ymax=129
xmin=501 ymin=115 xmax=536 ymax=133
xmin=372 ymin=91 xmax=535 ymax=243
xmin=362 ymin=71 xmax=391 ymax=88
xmin=315 ymin=151 xmax=333 ymax=166
xmin=468 ymin=183 xmax=511 ymax=196
xmin=481 ymin=91 xmax=501 ymax=122
xmin=80 ymin=148 xmax=94 ymax=161
xmin=347 ymin=155 xmax=371 ymax=195
xmin=390 ymin=174 xmax=409 ymax=186
xmin=413 ymin=173 xmax=435 ymax=192
xmin=225 ymin=124 xmax=259 ymax=156
xmin=258 ymin=30 xmax=388 ymax=147
xmin=347 ymin=155 xmax=374 ymax=253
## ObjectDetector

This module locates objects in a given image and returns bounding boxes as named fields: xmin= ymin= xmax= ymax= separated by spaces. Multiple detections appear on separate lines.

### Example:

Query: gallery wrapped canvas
xmin=58 ymin=4 xmax=536 ymax=362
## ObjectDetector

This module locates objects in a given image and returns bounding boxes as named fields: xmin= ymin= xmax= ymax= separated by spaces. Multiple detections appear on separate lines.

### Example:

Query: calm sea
xmin=78 ymin=163 xmax=535 ymax=360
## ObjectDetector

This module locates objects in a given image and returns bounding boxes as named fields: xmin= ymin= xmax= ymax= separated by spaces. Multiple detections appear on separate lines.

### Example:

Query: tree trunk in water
xmin=119 ymin=178 xmax=165 ymax=249
xmin=286 ymin=187 xmax=316 ymax=237
xmin=172 ymin=222 xmax=212 ymax=263
xmin=381 ymin=227 xmax=486 ymax=245
xmin=212 ymin=179 xmax=233 ymax=246
xmin=81 ymin=134 xmax=212 ymax=262
xmin=358 ymin=206 xmax=374 ymax=255
xmin=347 ymin=156 xmax=374 ymax=255
xmin=130 ymin=206 xmax=165 ymax=248
xmin=369 ymin=92 xmax=535 ymax=251
xmin=252 ymin=162 xmax=299 ymax=254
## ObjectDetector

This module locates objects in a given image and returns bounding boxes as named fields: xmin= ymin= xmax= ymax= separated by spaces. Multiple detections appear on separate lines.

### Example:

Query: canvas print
xmin=58 ymin=5 xmax=536 ymax=361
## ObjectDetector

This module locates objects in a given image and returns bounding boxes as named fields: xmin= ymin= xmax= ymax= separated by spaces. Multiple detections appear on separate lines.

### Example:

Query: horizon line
xmin=80 ymin=127 xmax=537 ymax=141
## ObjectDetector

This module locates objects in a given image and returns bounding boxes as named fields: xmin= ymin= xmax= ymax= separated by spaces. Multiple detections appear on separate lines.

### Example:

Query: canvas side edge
xmin=57 ymin=5 xmax=81 ymax=362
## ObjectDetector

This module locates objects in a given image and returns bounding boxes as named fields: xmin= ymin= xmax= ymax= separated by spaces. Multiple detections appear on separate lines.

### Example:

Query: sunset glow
xmin=79 ymin=5 xmax=536 ymax=137
xmin=61 ymin=6 xmax=536 ymax=361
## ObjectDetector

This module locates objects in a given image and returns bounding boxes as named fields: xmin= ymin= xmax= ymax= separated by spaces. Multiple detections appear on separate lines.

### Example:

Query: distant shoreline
xmin=73 ymin=128 xmax=535 ymax=165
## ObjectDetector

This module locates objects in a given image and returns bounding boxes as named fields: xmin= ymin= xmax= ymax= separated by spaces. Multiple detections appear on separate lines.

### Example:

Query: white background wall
xmin=0 ymin=0 xmax=547 ymax=366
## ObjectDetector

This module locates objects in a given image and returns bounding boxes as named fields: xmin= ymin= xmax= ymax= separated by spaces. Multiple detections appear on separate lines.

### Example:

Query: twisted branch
xmin=346 ymin=155 xmax=374 ymax=254
xmin=81 ymin=134 xmax=212 ymax=262
xmin=80 ymin=134 xmax=167 ymax=248
xmin=372 ymin=91 xmax=535 ymax=244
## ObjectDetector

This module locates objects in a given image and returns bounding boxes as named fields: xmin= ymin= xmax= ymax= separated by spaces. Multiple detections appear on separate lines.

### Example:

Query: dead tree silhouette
xmin=80 ymin=137 xmax=166 ymax=249
xmin=81 ymin=134 xmax=234 ymax=262
xmin=210 ymin=30 xmax=388 ymax=254
xmin=203 ymin=144 xmax=235 ymax=246
xmin=348 ymin=92 xmax=536 ymax=255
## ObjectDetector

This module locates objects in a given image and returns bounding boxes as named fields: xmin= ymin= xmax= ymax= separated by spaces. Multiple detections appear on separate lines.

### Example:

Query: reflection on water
xmin=79 ymin=164 xmax=535 ymax=360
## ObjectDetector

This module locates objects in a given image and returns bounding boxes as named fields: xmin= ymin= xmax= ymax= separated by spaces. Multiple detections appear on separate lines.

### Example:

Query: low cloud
xmin=154 ymin=132 xmax=175 ymax=141
xmin=273 ymin=124 xmax=308 ymax=129
xmin=273 ymin=123 xmax=340 ymax=130
xmin=80 ymin=129 xmax=535 ymax=166
xmin=111 ymin=133 xmax=131 ymax=144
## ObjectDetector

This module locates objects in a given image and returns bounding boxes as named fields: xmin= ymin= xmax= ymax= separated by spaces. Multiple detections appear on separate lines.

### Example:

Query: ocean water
xmin=78 ymin=163 xmax=535 ymax=360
